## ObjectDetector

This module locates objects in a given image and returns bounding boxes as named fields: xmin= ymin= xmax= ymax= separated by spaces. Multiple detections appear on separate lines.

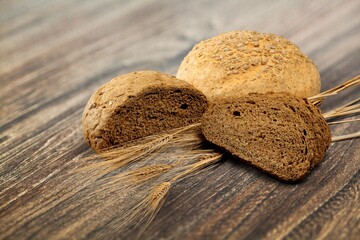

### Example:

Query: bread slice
xmin=201 ymin=93 xmax=331 ymax=181
xmin=177 ymin=30 xmax=320 ymax=102
xmin=82 ymin=71 xmax=208 ymax=151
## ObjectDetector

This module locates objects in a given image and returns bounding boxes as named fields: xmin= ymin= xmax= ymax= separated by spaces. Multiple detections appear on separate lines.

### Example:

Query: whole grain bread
xmin=201 ymin=93 xmax=331 ymax=181
xmin=177 ymin=30 xmax=320 ymax=102
xmin=82 ymin=71 xmax=208 ymax=151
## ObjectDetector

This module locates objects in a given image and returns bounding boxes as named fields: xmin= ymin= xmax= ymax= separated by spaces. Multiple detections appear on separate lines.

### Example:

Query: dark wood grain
xmin=1 ymin=0 xmax=359 ymax=239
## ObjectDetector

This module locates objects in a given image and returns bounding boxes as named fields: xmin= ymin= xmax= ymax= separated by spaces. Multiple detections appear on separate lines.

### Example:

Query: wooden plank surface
xmin=1 ymin=0 xmax=359 ymax=239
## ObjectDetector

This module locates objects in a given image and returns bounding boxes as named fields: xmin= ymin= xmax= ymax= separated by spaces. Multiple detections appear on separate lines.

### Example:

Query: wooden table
xmin=1 ymin=0 xmax=359 ymax=239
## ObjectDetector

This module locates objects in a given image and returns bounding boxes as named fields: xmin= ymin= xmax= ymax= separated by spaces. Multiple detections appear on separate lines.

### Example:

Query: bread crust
xmin=82 ymin=71 xmax=207 ymax=151
xmin=177 ymin=30 xmax=321 ymax=101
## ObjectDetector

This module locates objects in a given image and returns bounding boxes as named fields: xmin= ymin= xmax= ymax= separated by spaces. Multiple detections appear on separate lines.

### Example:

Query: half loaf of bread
xmin=82 ymin=71 xmax=208 ymax=151
xmin=201 ymin=93 xmax=331 ymax=181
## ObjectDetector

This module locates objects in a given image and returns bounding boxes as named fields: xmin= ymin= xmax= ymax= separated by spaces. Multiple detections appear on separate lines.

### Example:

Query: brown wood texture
xmin=1 ymin=0 xmax=360 ymax=239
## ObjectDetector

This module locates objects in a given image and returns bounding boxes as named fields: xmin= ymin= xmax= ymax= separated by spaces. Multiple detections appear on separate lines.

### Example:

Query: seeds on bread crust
xmin=82 ymin=71 xmax=208 ymax=151
xmin=201 ymin=93 xmax=331 ymax=181
xmin=177 ymin=30 xmax=321 ymax=102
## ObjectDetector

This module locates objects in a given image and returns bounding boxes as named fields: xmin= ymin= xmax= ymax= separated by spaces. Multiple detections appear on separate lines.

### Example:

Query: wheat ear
xmin=116 ymin=181 xmax=171 ymax=238
xmin=117 ymin=152 xmax=223 ymax=237
xmin=81 ymin=123 xmax=201 ymax=175
xmin=142 ymin=154 xmax=223 ymax=234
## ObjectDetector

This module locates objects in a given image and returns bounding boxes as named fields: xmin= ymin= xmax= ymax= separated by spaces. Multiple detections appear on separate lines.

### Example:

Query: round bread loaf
xmin=82 ymin=71 xmax=208 ymax=151
xmin=201 ymin=92 xmax=331 ymax=181
xmin=177 ymin=30 xmax=320 ymax=101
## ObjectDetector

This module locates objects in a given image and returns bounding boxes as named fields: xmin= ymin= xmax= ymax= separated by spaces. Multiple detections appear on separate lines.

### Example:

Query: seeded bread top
xmin=177 ymin=31 xmax=320 ymax=101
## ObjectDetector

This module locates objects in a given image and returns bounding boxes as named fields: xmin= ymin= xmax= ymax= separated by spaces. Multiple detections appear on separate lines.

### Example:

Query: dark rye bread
xmin=201 ymin=93 xmax=331 ymax=181
xmin=82 ymin=71 xmax=207 ymax=151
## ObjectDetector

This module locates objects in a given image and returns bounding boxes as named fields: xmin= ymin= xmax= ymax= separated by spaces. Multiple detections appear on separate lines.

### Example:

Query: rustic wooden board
xmin=1 ymin=0 xmax=359 ymax=239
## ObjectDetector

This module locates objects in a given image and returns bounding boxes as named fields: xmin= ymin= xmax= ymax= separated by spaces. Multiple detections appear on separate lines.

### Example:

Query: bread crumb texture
xmin=177 ymin=30 xmax=320 ymax=101
xmin=201 ymin=93 xmax=331 ymax=181
xmin=82 ymin=71 xmax=208 ymax=151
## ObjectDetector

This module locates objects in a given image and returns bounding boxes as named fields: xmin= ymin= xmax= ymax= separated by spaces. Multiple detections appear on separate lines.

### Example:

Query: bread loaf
xmin=177 ymin=30 xmax=320 ymax=102
xmin=82 ymin=71 xmax=208 ymax=151
xmin=201 ymin=93 xmax=331 ymax=181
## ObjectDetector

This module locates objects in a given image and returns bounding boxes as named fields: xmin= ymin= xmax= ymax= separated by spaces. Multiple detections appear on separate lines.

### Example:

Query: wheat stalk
xmin=322 ymin=98 xmax=360 ymax=119
xmin=327 ymin=118 xmax=360 ymax=125
xmin=86 ymin=164 xmax=175 ymax=199
xmin=169 ymin=153 xmax=223 ymax=183
xmin=332 ymin=132 xmax=360 ymax=142
xmin=308 ymin=74 xmax=360 ymax=105
xmin=311 ymin=73 xmax=359 ymax=140
xmin=323 ymin=104 xmax=360 ymax=143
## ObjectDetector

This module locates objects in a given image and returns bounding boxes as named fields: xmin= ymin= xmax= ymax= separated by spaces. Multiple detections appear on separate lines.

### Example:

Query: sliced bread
xmin=82 ymin=71 xmax=208 ymax=151
xmin=201 ymin=93 xmax=331 ymax=181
